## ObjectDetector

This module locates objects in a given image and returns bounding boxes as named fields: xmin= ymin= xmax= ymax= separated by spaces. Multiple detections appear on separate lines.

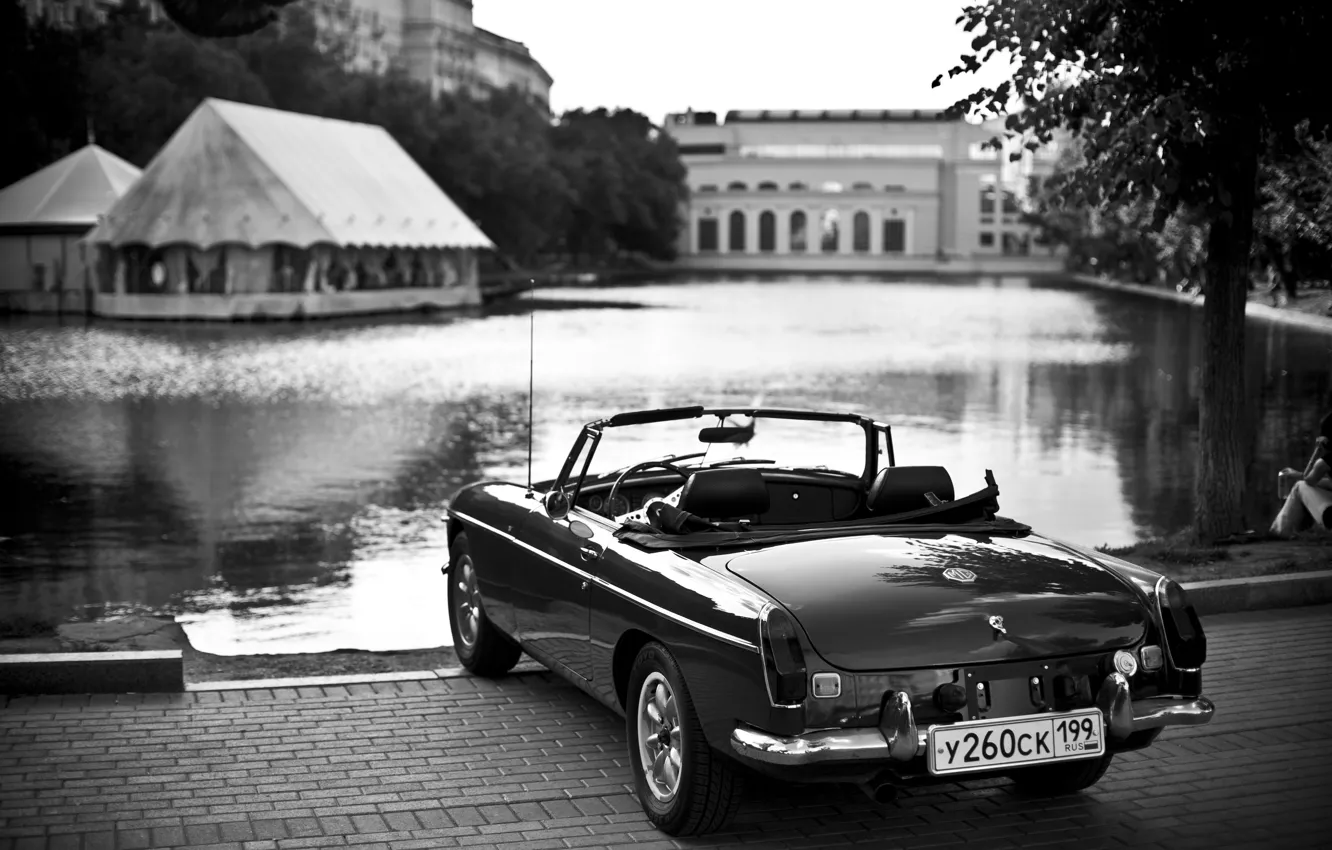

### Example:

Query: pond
xmin=1 ymin=276 xmax=1328 ymax=654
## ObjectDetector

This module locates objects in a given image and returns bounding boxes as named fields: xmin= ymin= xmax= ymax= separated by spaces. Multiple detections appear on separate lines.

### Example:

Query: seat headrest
xmin=677 ymin=469 xmax=771 ymax=519
xmin=867 ymin=466 xmax=955 ymax=515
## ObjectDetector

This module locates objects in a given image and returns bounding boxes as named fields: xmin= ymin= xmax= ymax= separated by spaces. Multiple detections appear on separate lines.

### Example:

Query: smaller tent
xmin=84 ymin=98 xmax=495 ymax=319
xmin=0 ymin=145 xmax=142 ymax=310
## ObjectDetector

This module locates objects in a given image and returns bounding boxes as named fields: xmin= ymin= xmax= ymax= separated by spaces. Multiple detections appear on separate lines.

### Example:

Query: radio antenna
xmin=526 ymin=279 xmax=535 ymax=492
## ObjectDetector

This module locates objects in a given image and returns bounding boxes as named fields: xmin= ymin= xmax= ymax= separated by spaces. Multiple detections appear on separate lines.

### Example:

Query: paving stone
xmin=3 ymin=607 xmax=1332 ymax=849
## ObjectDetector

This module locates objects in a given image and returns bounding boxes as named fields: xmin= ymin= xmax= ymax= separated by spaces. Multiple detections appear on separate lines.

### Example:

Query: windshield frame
xmin=545 ymin=407 xmax=895 ymax=505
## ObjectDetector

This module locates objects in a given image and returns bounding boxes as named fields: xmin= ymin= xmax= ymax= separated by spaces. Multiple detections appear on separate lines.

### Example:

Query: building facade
xmin=312 ymin=0 xmax=552 ymax=111
xmin=22 ymin=0 xmax=165 ymax=26
xmin=662 ymin=109 xmax=1059 ymax=268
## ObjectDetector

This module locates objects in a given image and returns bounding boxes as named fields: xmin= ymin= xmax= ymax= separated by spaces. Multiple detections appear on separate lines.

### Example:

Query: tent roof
xmin=0 ymin=145 xmax=142 ymax=228
xmin=86 ymin=98 xmax=494 ymax=251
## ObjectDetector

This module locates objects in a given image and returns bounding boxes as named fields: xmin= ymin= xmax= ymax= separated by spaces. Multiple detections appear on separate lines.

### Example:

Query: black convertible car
xmin=443 ymin=406 xmax=1214 ymax=835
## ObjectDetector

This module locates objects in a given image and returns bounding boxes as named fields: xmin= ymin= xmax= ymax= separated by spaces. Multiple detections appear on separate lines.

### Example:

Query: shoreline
xmin=1068 ymin=272 xmax=1332 ymax=334
xmin=3 ymin=534 xmax=1328 ymax=686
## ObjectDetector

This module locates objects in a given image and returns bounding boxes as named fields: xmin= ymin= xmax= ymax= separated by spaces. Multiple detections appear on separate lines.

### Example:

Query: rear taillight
xmin=759 ymin=605 xmax=807 ymax=705
xmin=1156 ymin=578 xmax=1207 ymax=669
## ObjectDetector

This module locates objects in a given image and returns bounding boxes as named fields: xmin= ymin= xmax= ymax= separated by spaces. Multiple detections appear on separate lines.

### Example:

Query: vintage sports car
xmin=443 ymin=406 xmax=1214 ymax=835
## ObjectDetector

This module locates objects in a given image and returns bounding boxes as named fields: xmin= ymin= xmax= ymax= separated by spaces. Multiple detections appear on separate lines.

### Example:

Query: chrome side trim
xmin=1131 ymin=695 xmax=1216 ymax=730
xmin=731 ymin=724 xmax=893 ymax=766
xmin=451 ymin=510 xmax=758 ymax=653
xmin=1096 ymin=670 xmax=1214 ymax=739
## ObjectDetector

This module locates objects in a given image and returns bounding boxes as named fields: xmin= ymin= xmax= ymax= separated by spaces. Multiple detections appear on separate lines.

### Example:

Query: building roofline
xmin=721 ymin=109 xmax=957 ymax=123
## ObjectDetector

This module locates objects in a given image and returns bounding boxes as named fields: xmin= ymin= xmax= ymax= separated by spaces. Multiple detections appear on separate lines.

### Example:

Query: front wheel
xmin=448 ymin=533 xmax=521 ymax=677
xmin=626 ymin=642 xmax=743 ymax=836
xmin=1009 ymin=751 xmax=1114 ymax=795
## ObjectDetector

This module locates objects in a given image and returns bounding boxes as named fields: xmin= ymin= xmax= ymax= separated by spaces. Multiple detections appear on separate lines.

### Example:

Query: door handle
xmin=579 ymin=544 xmax=603 ymax=562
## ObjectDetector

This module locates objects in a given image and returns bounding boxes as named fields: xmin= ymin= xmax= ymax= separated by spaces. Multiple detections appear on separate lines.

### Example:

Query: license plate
xmin=927 ymin=708 xmax=1104 ymax=775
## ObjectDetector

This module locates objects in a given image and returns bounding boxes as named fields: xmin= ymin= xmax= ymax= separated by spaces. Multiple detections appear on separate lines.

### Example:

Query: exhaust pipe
xmin=857 ymin=780 xmax=899 ymax=805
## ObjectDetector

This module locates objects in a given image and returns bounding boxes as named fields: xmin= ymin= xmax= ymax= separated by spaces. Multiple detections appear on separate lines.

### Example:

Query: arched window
xmin=697 ymin=184 xmax=718 ymax=193
xmin=821 ymin=181 xmax=844 ymax=193
xmin=821 ymin=210 xmax=840 ymax=253
xmin=727 ymin=181 xmax=748 ymax=191
xmin=697 ymin=217 xmax=719 ymax=252
xmin=852 ymin=182 xmax=874 ymax=191
xmin=789 ymin=181 xmax=808 ymax=191
xmin=728 ymin=210 xmax=746 ymax=252
xmin=790 ymin=211 xmax=808 ymax=253
xmin=759 ymin=211 xmax=776 ymax=253
xmin=852 ymin=212 xmax=870 ymax=253
xmin=757 ymin=181 xmax=780 ymax=191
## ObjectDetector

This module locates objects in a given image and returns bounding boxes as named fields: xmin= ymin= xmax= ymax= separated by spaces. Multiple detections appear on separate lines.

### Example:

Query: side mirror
xmin=543 ymin=490 xmax=571 ymax=521
xmin=568 ymin=520 xmax=594 ymax=540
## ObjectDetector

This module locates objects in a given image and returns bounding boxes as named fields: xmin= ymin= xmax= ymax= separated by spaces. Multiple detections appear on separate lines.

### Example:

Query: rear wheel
xmin=448 ymin=533 xmax=521 ymax=677
xmin=1009 ymin=751 xmax=1113 ymax=795
xmin=626 ymin=642 xmax=743 ymax=835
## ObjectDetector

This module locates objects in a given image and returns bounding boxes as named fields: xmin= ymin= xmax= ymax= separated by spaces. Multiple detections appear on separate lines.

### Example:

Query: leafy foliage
xmin=157 ymin=0 xmax=296 ymax=38
xmin=942 ymin=1 xmax=1332 ymax=541
xmin=4 ymin=2 xmax=685 ymax=265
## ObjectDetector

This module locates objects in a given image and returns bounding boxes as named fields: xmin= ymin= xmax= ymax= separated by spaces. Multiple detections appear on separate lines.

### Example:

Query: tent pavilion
xmin=0 ymin=144 xmax=142 ymax=314
xmin=84 ymin=98 xmax=495 ymax=320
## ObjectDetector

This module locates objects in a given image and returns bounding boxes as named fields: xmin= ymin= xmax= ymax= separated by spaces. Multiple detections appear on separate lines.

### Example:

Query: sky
xmin=471 ymin=0 xmax=1017 ymax=124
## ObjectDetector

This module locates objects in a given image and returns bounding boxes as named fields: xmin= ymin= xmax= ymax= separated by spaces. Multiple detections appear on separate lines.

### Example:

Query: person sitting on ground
xmin=1270 ymin=413 xmax=1332 ymax=537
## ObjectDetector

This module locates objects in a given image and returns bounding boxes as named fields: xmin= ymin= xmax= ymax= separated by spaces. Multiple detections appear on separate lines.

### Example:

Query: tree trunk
xmin=1195 ymin=124 xmax=1260 ymax=541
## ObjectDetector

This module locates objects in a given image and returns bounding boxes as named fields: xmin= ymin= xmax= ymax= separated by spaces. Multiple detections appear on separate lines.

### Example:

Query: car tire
xmin=626 ymin=642 xmax=743 ymax=836
xmin=1009 ymin=751 xmax=1114 ymax=795
xmin=448 ymin=533 xmax=521 ymax=677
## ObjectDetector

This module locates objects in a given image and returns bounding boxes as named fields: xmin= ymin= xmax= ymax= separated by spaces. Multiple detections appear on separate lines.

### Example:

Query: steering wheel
xmin=606 ymin=461 xmax=692 ymax=520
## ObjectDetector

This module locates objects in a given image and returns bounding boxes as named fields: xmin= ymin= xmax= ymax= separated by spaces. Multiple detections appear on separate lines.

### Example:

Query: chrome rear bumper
xmin=730 ymin=674 xmax=1214 ymax=768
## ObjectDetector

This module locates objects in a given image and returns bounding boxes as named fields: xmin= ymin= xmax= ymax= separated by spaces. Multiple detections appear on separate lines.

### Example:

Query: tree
xmin=942 ymin=1 xmax=1332 ymax=541
xmin=157 ymin=0 xmax=296 ymax=38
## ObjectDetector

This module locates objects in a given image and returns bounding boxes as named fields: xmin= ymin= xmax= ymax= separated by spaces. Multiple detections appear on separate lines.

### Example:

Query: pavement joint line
xmin=185 ymin=661 xmax=548 ymax=692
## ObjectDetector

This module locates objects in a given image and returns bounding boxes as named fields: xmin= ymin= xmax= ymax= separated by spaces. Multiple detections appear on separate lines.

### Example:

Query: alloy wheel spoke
xmin=651 ymin=747 xmax=669 ymax=789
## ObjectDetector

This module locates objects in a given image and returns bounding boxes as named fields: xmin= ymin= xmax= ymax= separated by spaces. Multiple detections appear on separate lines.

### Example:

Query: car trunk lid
xmin=725 ymin=533 xmax=1148 ymax=671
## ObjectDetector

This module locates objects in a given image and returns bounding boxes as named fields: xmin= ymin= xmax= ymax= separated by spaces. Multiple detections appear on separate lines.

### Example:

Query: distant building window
xmin=789 ymin=181 xmax=808 ymax=191
xmin=790 ymin=211 xmax=808 ymax=252
xmin=852 ymin=182 xmax=874 ymax=191
xmin=821 ymin=181 xmax=844 ymax=193
xmin=882 ymin=219 xmax=906 ymax=253
xmin=980 ymin=185 xmax=996 ymax=215
xmin=853 ymin=212 xmax=870 ymax=253
xmin=759 ymin=211 xmax=776 ymax=252
xmin=729 ymin=211 xmax=747 ymax=252
xmin=727 ymin=181 xmax=748 ymax=191
xmin=698 ymin=218 xmax=719 ymax=252
xmin=678 ymin=143 xmax=727 ymax=156
xmin=757 ymin=181 xmax=780 ymax=191
xmin=1003 ymin=232 xmax=1030 ymax=256
xmin=698 ymin=185 xmax=718 ymax=192
xmin=979 ymin=231 xmax=995 ymax=247
xmin=1002 ymin=189 xmax=1019 ymax=214
xmin=884 ymin=184 xmax=906 ymax=192
xmin=820 ymin=210 xmax=840 ymax=253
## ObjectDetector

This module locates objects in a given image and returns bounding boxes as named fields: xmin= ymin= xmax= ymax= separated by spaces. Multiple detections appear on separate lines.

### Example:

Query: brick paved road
xmin=3 ymin=606 xmax=1330 ymax=850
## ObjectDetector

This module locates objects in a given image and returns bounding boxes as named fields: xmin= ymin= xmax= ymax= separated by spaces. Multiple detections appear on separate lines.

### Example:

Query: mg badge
xmin=943 ymin=567 xmax=976 ymax=583
xmin=988 ymin=615 xmax=1007 ymax=635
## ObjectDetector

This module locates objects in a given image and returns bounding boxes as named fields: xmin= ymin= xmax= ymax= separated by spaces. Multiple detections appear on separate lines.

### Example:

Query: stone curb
xmin=4 ymin=574 xmax=1329 ymax=696
xmin=1182 ymin=570 xmax=1332 ymax=616
xmin=0 ymin=650 xmax=183 ymax=696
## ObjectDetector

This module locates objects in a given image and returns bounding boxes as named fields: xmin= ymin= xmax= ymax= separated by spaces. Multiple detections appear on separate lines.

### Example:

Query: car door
xmin=508 ymin=503 xmax=602 ymax=682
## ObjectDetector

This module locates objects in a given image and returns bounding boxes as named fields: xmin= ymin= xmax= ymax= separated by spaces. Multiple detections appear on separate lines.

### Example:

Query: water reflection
xmin=0 ymin=278 xmax=1328 ymax=653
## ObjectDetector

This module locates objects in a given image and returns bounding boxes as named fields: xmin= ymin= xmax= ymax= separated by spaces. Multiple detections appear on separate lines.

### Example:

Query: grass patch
xmin=0 ymin=615 xmax=56 ymax=640
xmin=1097 ymin=529 xmax=1232 ymax=566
